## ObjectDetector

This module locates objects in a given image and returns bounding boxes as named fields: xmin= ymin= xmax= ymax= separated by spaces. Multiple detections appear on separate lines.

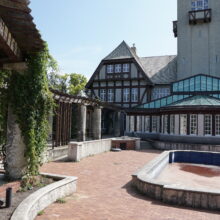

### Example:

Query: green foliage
xmin=8 ymin=45 xmax=54 ymax=176
xmin=48 ymin=73 xmax=69 ymax=93
xmin=69 ymin=73 xmax=87 ymax=95
xmin=37 ymin=210 xmax=44 ymax=216
xmin=0 ymin=70 xmax=10 ymax=145
xmin=49 ymin=73 xmax=87 ymax=95
xmin=56 ymin=198 xmax=66 ymax=204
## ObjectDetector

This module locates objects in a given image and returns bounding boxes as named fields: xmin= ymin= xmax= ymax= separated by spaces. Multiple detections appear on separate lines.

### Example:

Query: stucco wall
xmin=177 ymin=0 xmax=220 ymax=80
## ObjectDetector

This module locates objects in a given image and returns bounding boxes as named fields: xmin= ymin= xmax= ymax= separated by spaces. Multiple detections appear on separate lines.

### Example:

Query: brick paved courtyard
xmin=36 ymin=150 xmax=220 ymax=220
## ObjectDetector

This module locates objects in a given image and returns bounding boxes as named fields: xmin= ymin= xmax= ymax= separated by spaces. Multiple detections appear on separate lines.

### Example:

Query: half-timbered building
xmin=86 ymin=41 xmax=177 ymax=108
xmin=87 ymin=0 xmax=220 ymax=149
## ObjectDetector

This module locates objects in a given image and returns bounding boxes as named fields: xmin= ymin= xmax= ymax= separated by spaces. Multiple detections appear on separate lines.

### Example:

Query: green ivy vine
xmin=8 ymin=45 xmax=54 ymax=176
xmin=0 ymin=70 xmax=10 ymax=146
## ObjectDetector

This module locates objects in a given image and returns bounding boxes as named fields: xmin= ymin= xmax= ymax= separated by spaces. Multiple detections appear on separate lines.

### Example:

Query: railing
xmin=189 ymin=9 xmax=212 ymax=25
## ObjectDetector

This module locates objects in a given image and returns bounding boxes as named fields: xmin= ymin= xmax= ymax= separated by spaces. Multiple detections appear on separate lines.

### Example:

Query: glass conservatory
xmin=126 ymin=74 xmax=220 ymax=144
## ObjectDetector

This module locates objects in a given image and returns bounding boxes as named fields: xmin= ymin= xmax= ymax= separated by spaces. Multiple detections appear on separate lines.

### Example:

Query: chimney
xmin=131 ymin=43 xmax=137 ymax=55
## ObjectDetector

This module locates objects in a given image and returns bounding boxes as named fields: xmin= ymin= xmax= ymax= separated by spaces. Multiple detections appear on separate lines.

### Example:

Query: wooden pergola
xmin=0 ymin=0 xmax=44 ymax=68
xmin=51 ymin=89 xmax=122 ymax=147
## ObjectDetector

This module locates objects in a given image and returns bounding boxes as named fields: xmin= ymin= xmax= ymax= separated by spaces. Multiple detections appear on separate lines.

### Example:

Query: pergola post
xmin=113 ymin=111 xmax=121 ymax=137
xmin=92 ymin=107 xmax=102 ymax=140
xmin=5 ymin=107 xmax=27 ymax=180
xmin=77 ymin=104 xmax=87 ymax=142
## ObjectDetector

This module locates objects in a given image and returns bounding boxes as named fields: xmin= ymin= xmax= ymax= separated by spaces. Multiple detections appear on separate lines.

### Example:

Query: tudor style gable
xmin=86 ymin=41 xmax=153 ymax=108
xmin=86 ymin=41 xmax=177 ymax=108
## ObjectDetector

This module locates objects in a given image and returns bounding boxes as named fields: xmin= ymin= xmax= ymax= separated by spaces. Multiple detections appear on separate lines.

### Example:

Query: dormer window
xmin=107 ymin=65 xmax=114 ymax=73
xmin=191 ymin=0 xmax=208 ymax=11
xmin=115 ymin=64 xmax=121 ymax=73
xmin=123 ymin=64 xmax=130 ymax=73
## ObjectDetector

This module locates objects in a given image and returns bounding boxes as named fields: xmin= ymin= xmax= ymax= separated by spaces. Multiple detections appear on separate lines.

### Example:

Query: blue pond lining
xmin=169 ymin=151 xmax=220 ymax=166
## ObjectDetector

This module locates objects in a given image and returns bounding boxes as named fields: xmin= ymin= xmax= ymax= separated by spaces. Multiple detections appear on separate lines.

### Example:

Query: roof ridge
xmin=103 ymin=41 xmax=134 ymax=61
xmin=140 ymin=55 xmax=177 ymax=59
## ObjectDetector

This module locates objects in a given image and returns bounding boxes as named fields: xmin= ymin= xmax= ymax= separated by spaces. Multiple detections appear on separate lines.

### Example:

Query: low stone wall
xmin=11 ymin=173 xmax=77 ymax=220
xmin=132 ymin=150 xmax=220 ymax=210
xmin=43 ymin=145 xmax=69 ymax=163
xmin=126 ymin=132 xmax=220 ymax=152
xmin=68 ymin=139 xmax=112 ymax=162
xmin=153 ymin=141 xmax=220 ymax=152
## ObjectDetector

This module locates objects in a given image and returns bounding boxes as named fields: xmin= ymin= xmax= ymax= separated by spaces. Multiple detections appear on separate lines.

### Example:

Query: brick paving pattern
xmin=36 ymin=150 xmax=220 ymax=220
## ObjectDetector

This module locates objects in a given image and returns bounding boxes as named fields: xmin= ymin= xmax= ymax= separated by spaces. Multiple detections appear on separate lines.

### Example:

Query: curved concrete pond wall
xmin=11 ymin=173 xmax=77 ymax=220
xmin=132 ymin=150 xmax=220 ymax=210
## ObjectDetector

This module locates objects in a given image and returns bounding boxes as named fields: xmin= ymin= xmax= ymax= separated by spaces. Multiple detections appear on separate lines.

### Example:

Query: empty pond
xmin=155 ymin=163 xmax=220 ymax=191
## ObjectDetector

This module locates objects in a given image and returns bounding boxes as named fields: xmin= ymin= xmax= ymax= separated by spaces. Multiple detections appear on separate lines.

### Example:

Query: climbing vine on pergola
xmin=0 ymin=45 xmax=54 ymax=176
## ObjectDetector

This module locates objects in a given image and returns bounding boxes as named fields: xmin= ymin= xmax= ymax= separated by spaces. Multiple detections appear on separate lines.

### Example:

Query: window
xmin=190 ymin=114 xmax=197 ymax=135
xmin=145 ymin=116 xmax=150 ymax=132
xmin=123 ymin=88 xmax=130 ymax=102
xmin=108 ymin=89 xmax=114 ymax=102
xmin=191 ymin=0 xmax=208 ymax=11
xmin=171 ymin=75 xmax=220 ymax=93
xmin=115 ymin=64 xmax=121 ymax=73
xmin=163 ymin=115 xmax=169 ymax=134
xmin=131 ymin=88 xmax=138 ymax=102
xmin=123 ymin=64 xmax=130 ymax=73
xmin=180 ymin=114 xmax=187 ymax=135
xmin=100 ymin=89 xmax=106 ymax=101
xmin=152 ymin=87 xmax=170 ymax=100
xmin=107 ymin=65 xmax=114 ymax=73
xmin=152 ymin=116 xmax=158 ymax=133
xmin=170 ymin=115 xmax=175 ymax=134
xmin=215 ymin=115 xmax=220 ymax=136
xmin=204 ymin=115 xmax=212 ymax=136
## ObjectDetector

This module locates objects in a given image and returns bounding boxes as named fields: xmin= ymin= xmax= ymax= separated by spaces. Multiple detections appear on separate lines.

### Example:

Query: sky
xmin=30 ymin=0 xmax=177 ymax=79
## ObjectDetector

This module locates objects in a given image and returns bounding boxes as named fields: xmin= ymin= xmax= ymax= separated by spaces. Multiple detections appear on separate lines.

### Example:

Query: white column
xmin=126 ymin=116 xmax=129 ymax=132
xmin=136 ymin=116 xmax=140 ymax=132
xmin=92 ymin=107 xmax=102 ymax=140
xmin=174 ymin=114 xmax=180 ymax=135
xmin=198 ymin=114 xmax=204 ymax=136
xmin=130 ymin=116 xmax=134 ymax=132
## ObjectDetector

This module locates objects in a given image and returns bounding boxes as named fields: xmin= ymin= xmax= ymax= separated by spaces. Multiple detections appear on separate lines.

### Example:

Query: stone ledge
xmin=11 ymin=173 xmax=78 ymax=220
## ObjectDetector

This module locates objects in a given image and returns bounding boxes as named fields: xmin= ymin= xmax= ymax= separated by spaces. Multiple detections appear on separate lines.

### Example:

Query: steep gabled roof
xmin=139 ymin=55 xmax=177 ymax=84
xmin=103 ymin=41 xmax=134 ymax=60
xmin=103 ymin=41 xmax=177 ymax=85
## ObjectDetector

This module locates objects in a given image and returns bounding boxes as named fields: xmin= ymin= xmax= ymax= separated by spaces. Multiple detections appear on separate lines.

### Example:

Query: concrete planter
xmin=11 ymin=173 xmax=77 ymax=220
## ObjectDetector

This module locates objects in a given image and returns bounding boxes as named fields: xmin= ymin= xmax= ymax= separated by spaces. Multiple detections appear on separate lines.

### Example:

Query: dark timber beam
xmin=3 ymin=62 xmax=27 ymax=71
xmin=0 ymin=0 xmax=30 ymax=13
xmin=0 ymin=17 xmax=22 ymax=61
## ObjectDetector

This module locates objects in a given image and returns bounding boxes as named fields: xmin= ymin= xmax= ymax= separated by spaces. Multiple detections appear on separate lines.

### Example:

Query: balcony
xmin=189 ymin=9 xmax=212 ymax=25
xmin=173 ymin=21 xmax=178 ymax=37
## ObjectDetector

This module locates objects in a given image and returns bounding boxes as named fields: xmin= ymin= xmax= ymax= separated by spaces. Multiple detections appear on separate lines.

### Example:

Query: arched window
xmin=192 ymin=0 xmax=208 ymax=11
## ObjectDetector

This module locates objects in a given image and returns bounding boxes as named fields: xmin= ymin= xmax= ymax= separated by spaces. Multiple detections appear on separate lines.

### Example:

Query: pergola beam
xmin=0 ymin=0 xmax=30 ymax=13
xmin=3 ymin=62 xmax=27 ymax=71
xmin=0 ymin=17 xmax=22 ymax=61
